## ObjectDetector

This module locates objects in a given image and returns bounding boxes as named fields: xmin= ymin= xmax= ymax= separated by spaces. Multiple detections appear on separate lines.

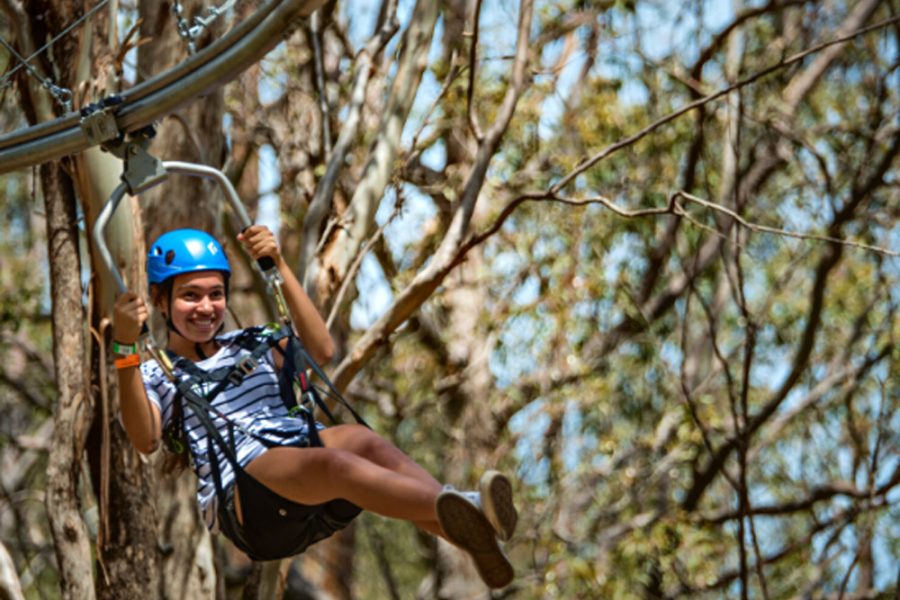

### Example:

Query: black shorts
xmin=217 ymin=458 xmax=362 ymax=561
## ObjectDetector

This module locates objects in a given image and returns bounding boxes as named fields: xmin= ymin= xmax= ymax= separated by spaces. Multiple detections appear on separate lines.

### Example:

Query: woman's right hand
xmin=113 ymin=292 xmax=148 ymax=344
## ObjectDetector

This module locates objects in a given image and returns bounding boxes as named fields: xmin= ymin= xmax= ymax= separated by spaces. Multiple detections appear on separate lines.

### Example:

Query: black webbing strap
xmin=165 ymin=327 xmax=287 ymax=455
xmin=280 ymin=335 xmax=369 ymax=429
xmin=169 ymin=326 xmax=287 ymax=394
xmin=173 ymin=375 xmax=262 ymax=452
xmin=184 ymin=391 xmax=242 ymax=506
xmin=167 ymin=325 xmax=368 ymax=459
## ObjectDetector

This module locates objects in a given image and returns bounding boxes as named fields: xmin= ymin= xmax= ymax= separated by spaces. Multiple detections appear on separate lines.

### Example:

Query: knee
xmin=359 ymin=432 xmax=405 ymax=469
xmin=309 ymin=447 xmax=358 ymax=476
xmin=345 ymin=426 xmax=397 ymax=461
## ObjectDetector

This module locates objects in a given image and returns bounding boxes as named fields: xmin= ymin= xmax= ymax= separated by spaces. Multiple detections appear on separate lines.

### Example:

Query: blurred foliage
xmin=0 ymin=168 xmax=57 ymax=595
xmin=1 ymin=0 xmax=897 ymax=598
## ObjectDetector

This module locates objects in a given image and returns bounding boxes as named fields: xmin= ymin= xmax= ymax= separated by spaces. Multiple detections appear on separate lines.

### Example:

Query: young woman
xmin=112 ymin=226 xmax=518 ymax=589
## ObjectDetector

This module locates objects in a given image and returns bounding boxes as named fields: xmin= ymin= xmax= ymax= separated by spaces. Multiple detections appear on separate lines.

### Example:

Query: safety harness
xmin=88 ymin=137 xmax=370 ymax=560
xmin=162 ymin=324 xmax=367 ymax=560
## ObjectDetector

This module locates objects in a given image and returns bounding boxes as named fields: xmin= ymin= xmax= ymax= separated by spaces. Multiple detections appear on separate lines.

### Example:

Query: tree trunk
xmin=16 ymin=0 xmax=97 ymax=596
xmin=41 ymin=159 xmax=97 ymax=600
xmin=77 ymin=144 xmax=164 ymax=600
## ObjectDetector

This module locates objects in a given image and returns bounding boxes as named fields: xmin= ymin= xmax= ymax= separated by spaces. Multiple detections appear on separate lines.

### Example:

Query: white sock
xmin=461 ymin=490 xmax=481 ymax=508
xmin=442 ymin=485 xmax=482 ymax=508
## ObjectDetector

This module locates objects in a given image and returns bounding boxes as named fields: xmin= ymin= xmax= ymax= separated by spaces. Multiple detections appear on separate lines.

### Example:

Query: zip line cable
xmin=0 ymin=0 xmax=110 ymax=112
xmin=0 ymin=37 xmax=72 ymax=112
xmin=0 ymin=0 xmax=317 ymax=172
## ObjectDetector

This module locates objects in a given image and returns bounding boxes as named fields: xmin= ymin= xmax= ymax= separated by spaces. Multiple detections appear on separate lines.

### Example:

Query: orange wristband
xmin=114 ymin=354 xmax=141 ymax=369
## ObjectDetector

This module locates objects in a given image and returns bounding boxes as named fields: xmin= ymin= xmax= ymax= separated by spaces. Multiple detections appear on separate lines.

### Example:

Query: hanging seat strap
xmin=162 ymin=326 xmax=367 ymax=559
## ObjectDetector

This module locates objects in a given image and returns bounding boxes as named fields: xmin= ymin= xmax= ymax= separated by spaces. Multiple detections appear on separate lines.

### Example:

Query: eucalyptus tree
xmin=0 ymin=0 xmax=896 ymax=598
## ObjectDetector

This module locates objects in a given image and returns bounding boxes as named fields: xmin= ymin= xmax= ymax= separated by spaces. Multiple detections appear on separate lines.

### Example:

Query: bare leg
xmin=318 ymin=425 xmax=441 ymax=490
xmin=319 ymin=425 xmax=446 ymax=537
xmin=236 ymin=425 xmax=447 ymax=538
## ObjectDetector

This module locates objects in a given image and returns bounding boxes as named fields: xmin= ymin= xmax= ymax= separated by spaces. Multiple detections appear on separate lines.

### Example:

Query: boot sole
xmin=479 ymin=470 xmax=518 ymax=541
xmin=436 ymin=490 xmax=514 ymax=589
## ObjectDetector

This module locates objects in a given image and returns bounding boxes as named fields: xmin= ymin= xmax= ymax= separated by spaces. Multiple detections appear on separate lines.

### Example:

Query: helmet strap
xmin=163 ymin=283 xmax=193 ymax=351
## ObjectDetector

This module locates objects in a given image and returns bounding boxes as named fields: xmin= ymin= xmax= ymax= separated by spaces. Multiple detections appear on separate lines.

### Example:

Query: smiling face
xmin=162 ymin=271 xmax=227 ymax=345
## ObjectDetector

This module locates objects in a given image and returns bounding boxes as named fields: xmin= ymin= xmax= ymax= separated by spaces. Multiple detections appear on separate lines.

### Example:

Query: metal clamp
xmin=80 ymin=111 xmax=119 ymax=145
xmin=102 ymin=127 xmax=168 ymax=195
xmin=79 ymin=96 xmax=124 ymax=146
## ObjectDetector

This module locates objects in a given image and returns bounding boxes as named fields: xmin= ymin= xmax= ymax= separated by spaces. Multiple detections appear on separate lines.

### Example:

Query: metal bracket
xmin=122 ymin=143 xmax=168 ymax=195
xmin=80 ymin=108 xmax=119 ymax=145
xmin=103 ymin=130 xmax=168 ymax=195
xmin=79 ymin=96 xmax=124 ymax=145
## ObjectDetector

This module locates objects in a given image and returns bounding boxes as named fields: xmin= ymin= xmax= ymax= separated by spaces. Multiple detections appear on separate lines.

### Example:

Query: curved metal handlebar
xmin=92 ymin=160 xmax=293 ymax=378
xmin=92 ymin=179 xmax=176 ymax=376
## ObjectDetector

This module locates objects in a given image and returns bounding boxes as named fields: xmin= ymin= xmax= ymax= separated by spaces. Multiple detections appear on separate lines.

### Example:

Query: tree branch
xmin=674 ymin=191 xmax=898 ymax=257
xmin=299 ymin=0 xmax=400 ymax=284
xmin=330 ymin=0 xmax=534 ymax=391
xmin=671 ymin=502 xmax=887 ymax=598
xmin=550 ymin=12 xmax=900 ymax=195
xmin=702 ymin=462 xmax=899 ymax=524
xmin=466 ymin=0 xmax=484 ymax=141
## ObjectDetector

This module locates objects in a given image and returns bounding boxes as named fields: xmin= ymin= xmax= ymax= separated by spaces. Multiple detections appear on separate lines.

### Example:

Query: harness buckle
xmin=300 ymin=389 xmax=317 ymax=408
xmin=227 ymin=355 xmax=258 ymax=386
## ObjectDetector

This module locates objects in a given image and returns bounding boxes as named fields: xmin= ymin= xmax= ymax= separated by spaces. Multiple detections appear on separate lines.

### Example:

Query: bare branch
xmin=702 ymin=464 xmax=900 ymax=524
xmin=781 ymin=0 xmax=883 ymax=112
xmin=299 ymin=0 xmax=400 ymax=284
xmin=403 ymin=50 xmax=463 ymax=172
xmin=689 ymin=0 xmax=809 ymax=81
xmin=466 ymin=0 xmax=484 ymax=141
xmin=550 ymin=12 xmax=900 ymax=195
xmin=674 ymin=192 xmax=899 ymax=258
xmin=310 ymin=10 xmax=332 ymax=160
xmin=457 ymin=189 xmax=897 ymax=267
xmin=674 ymin=502 xmax=884 ymax=597
xmin=750 ymin=345 xmax=892 ymax=462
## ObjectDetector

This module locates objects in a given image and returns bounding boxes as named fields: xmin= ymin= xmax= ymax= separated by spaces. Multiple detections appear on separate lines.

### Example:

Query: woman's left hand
xmin=238 ymin=225 xmax=282 ymax=266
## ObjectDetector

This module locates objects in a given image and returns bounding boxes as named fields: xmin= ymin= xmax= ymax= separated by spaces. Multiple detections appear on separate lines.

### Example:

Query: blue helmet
xmin=147 ymin=229 xmax=231 ymax=285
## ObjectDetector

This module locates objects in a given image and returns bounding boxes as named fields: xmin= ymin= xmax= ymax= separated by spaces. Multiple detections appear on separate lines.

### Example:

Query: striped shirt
xmin=141 ymin=329 xmax=320 ymax=531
